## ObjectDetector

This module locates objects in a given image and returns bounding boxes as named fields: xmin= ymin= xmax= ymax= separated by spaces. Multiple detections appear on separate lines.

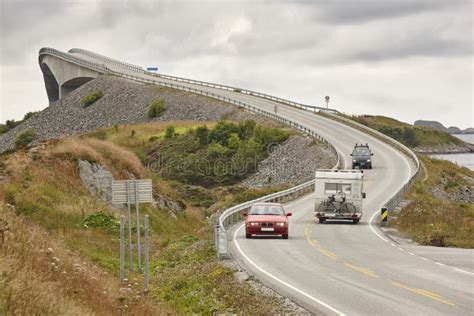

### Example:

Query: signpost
xmin=325 ymin=96 xmax=330 ymax=109
xmin=113 ymin=179 xmax=152 ymax=275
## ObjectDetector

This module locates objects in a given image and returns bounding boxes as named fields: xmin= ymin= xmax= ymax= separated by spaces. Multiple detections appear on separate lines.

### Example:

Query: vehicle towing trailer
xmin=314 ymin=169 xmax=365 ymax=224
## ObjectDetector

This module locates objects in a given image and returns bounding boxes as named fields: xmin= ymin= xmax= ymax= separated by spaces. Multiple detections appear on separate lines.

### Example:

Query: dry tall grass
xmin=0 ymin=205 xmax=165 ymax=315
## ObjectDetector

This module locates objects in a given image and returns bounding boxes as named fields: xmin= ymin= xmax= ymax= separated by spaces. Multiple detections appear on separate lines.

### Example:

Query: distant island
xmin=414 ymin=120 xmax=474 ymax=134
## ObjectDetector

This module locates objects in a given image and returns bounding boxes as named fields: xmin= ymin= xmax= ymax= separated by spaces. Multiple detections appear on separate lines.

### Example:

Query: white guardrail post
xmin=40 ymin=48 xmax=418 ymax=259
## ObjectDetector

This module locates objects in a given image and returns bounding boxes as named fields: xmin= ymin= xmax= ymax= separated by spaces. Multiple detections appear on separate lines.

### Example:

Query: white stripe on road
xmin=233 ymin=223 xmax=346 ymax=316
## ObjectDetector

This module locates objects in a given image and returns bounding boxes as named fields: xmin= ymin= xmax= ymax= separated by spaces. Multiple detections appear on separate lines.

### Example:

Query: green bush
xmin=80 ymin=90 xmax=104 ymax=107
xmin=83 ymin=212 xmax=119 ymax=231
xmin=148 ymin=99 xmax=167 ymax=118
xmin=195 ymin=125 xmax=209 ymax=145
xmin=14 ymin=129 xmax=37 ymax=149
xmin=165 ymin=126 xmax=175 ymax=139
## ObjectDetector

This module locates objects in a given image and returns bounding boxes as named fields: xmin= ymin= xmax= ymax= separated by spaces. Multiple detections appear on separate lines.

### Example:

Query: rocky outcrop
xmin=414 ymin=143 xmax=474 ymax=154
xmin=78 ymin=159 xmax=113 ymax=202
xmin=414 ymin=120 xmax=473 ymax=135
xmin=242 ymin=136 xmax=336 ymax=188
xmin=430 ymin=174 xmax=474 ymax=204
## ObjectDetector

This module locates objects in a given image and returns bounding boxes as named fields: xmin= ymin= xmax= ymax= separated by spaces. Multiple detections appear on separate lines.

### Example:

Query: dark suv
xmin=351 ymin=143 xmax=373 ymax=169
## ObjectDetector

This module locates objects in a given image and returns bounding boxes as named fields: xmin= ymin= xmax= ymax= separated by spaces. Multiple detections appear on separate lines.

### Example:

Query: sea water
xmin=430 ymin=134 xmax=474 ymax=171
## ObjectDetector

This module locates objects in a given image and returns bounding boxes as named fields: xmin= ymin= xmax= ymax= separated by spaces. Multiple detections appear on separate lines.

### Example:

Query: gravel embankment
xmin=242 ymin=136 xmax=337 ymax=188
xmin=0 ymin=75 xmax=270 ymax=153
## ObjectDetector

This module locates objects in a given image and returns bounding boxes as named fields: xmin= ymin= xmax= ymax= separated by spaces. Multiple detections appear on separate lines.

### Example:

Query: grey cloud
xmin=309 ymin=0 xmax=462 ymax=24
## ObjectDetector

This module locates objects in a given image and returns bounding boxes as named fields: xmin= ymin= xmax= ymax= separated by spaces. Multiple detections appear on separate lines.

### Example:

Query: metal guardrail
xmin=323 ymin=113 xmax=420 ymax=212
xmin=68 ymin=48 xmax=145 ymax=73
xmin=64 ymin=48 xmax=339 ymax=114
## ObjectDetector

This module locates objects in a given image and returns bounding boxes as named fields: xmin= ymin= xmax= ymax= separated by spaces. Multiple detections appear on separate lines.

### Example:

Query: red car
xmin=243 ymin=203 xmax=292 ymax=239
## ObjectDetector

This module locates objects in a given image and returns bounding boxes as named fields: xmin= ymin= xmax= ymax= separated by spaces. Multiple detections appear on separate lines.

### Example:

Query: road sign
xmin=112 ymin=179 xmax=153 ymax=204
xmin=325 ymin=96 xmax=330 ymax=101
xmin=147 ymin=67 xmax=158 ymax=72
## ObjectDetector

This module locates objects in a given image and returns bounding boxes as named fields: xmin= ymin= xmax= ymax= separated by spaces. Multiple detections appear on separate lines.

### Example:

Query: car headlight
xmin=276 ymin=222 xmax=286 ymax=227
xmin=250 ymin=222 xmax=259 ymax=226
xmin=367 ymin=159 xmax=371 ymax=162
xmin=353 ymin=159 xmax=357 ymax=162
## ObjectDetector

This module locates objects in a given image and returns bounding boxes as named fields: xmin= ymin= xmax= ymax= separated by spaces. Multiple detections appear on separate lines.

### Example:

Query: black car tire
xmin=352 ymin=219 xmax=359 ymax=224
xmin=246 ymin=234 xmax=251 ymax=239
xmin=282 ymin=234 xmax=289 ymax=239
xmin=319 ymin=218 xmax=326 ymax=223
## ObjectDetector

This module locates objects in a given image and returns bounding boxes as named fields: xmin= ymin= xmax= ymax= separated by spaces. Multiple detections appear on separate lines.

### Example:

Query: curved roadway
xmin=57 ymin=50 xmax=473 ymax=315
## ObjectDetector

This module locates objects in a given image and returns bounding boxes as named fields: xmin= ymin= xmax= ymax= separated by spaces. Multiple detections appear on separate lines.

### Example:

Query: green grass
xmin=81 ymin=90 xmax=104 ymax=107
xmin=392 ymin=156 xmax=474 ymax=248
xmin=339 ymin=114 xmax=464 ymax=148
xmin=14 ymin=129 xmax=37 ymax=148
xmin=147 ymin=98 xmax=167 ymax=118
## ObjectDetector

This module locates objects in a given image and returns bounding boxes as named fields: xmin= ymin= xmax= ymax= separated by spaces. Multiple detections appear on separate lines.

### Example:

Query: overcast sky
xmin=1 ymin=0 xmax=472 ymax=128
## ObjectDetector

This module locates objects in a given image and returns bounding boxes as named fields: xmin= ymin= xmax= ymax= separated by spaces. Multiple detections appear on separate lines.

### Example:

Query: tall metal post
xmin=120 ymin=215 xmax=125 ymax=283
xmin=144 ymin=215 xmax=150 ymax=291
xmin=135 ymin=180 xmax=141 ymax=273
xmin=126 ymin=180 xmax=133 ymax=271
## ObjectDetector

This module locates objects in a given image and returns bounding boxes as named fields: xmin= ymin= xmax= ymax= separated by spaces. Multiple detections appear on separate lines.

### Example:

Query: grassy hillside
xmin=342 ymin=114 xmax=466 ymax=149
xmin=0 ymin=120 xmax=293 ymax=314
xmin=391 ymin=156 xmax=474 ymax=248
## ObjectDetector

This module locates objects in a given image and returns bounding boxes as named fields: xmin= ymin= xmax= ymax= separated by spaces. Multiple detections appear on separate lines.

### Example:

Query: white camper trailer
xmin=314 ymin=169 xmax=365 ymax=224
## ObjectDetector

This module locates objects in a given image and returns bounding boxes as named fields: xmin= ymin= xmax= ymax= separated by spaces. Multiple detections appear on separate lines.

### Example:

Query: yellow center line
xmin=392 ymin=282 xmax=455 ymax=306
xmin=344 ymin=262 xmax=378 ymax=278
xmin=303 ymin=219 xmax=454 ymax=306
xmin=304 ymin=220 xmax=337 ymax=260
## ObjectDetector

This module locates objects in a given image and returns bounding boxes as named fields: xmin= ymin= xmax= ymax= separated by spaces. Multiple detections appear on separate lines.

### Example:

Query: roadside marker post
xmin=381 ymin=207 xmax=388 ymax=226
xmin=135 ymin=181 xmax=142 ymax=273
xmin=144 ymin=215 xmax=150 ymax=292
xmin=126 ymin=181 xmax=133 ymax=271
xmin=120 ymin=215 xmax=125 ymax=283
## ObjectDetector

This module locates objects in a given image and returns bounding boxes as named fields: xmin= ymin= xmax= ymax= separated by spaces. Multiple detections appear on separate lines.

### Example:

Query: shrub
xmin=195 ymin=125 xmax=209 ymax=145
xmin=14 ymin=129 xmax=37 ymax=148
xmin=165 ymin=126 xmax=175 ymax=139
xmin=148 ymin=99 xmax=167 ymax=118
xmin=83 ymin=212 xmax=119 ymax=231
xmin=80 ymin=90 xmax=103 ymax=107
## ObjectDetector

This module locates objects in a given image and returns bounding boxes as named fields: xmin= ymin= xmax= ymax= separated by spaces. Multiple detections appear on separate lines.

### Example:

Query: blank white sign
xmin=112 ymin=179 xmax=153 ymax=204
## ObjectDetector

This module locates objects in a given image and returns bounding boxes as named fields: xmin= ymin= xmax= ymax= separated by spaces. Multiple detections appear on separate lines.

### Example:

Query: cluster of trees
xmin=154 ymin=120 xmax=289 ymax=186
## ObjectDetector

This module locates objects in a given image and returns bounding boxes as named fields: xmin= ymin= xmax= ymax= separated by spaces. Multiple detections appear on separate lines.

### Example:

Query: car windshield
xmin=249 ymin=205 xmax=285 ymax=216
xmin=353 ymin=148 xmax=370 ymax=156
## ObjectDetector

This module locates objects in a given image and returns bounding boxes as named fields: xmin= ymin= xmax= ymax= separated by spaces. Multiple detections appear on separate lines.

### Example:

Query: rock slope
xmin=0 ymin=75 xmax=268 ymax=153
xmin=242 ymin=136 xmax=336 ymax=188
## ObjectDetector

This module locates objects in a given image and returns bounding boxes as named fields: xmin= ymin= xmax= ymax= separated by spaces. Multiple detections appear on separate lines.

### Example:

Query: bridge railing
xmin=64 ymin=48 xmax=339 ymax=114
xmin=39 ymin=47 xmax=108 ymax=72
xmin=68 ymin=48 xmax=145 ymax=74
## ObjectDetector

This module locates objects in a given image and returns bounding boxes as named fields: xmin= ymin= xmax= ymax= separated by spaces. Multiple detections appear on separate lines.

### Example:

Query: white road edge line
xmin=233 ymin=223 xmax=346 ymax=316
xmin=367 ymin=131 xmax=413 ymax=244
xmin=453 ymin=268 xmax=474 ymax=276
